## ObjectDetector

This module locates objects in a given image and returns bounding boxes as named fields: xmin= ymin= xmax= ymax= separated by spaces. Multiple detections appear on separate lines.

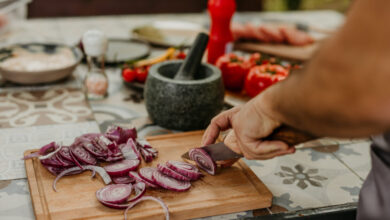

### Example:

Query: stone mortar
xmin=144 ymin=60 xmax=224 ymax=131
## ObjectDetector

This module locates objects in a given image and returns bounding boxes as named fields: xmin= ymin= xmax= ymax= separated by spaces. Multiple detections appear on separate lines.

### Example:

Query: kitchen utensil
xmin=174 ymin=32 xmax=208 ymax=80
xmin=0 ymin=43 xmax=82 ymax=84
xmin=182 ymin=125 xmax=316 ymax=161
xmin=144 ymin=33 xmax=224 ymax=131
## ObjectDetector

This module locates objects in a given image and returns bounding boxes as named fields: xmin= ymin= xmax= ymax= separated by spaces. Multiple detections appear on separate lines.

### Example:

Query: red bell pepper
xmin=215 ymin=53 xmax=250 ymax=90
xmin=244 ymin=64 xmax=289 ymax=97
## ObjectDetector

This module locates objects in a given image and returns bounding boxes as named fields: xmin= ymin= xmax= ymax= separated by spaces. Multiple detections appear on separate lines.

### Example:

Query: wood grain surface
xmin=25 ymin=130 xmax=272 ymax=220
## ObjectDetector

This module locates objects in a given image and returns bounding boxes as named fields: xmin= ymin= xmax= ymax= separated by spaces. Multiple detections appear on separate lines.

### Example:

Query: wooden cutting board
xmin=235 ymin=41 xmax=320 ymax=61
xmin=25 ymin=130 xmax=272 ymax=220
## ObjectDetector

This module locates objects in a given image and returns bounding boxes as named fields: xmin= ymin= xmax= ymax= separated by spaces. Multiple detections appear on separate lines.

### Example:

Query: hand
xmin=202 ymin=95 xmax=295 ymax=160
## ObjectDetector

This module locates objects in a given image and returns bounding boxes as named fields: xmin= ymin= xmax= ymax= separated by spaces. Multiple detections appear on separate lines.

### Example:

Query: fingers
xmin=239 ymin=140 xmax=292 ymax=160
xmin=201 ymin=107 xmax=241 ymax=145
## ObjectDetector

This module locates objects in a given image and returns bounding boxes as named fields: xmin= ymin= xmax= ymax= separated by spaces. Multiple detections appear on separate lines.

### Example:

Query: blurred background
xmin=27 ymin=0 xmax=352 ymax=18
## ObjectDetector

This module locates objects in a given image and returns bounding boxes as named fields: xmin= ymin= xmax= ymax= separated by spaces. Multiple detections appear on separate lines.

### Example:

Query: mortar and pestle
xmin=144 ymin=33 xmax=224 ymax=131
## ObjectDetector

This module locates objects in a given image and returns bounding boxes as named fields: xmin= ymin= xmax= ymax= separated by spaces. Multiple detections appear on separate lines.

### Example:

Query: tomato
xmin=176 ymin=51 xmax=186 ymax=59
xmin=244 ymin=64 xmax=289 ymax=97
xmin=122 ymin=68 xmax=136 ymax=82
xmin=135 ymin=66 xmax=150 ymax=83
xmin=215 ymin=53 xmax=250 ymax=91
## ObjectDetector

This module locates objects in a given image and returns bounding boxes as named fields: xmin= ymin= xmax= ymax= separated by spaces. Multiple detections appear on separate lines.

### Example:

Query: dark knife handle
xmin=263 ymin=125 xmax=316 ymax=146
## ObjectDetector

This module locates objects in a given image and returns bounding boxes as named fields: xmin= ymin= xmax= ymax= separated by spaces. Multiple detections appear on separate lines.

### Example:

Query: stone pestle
xmin=173 ymin=32 xmax=209 ymax=81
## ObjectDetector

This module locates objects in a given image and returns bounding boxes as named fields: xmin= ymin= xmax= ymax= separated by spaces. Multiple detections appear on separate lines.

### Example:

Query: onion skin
xmin=96 ymin=184 xmax=132 ymax=204
xmin=152 ymin=170 xmax=191 ymax=192
xmin=112 ymin=176 xmax=136 ymax=184
xmin=157 ymin=164 xmax=191 ymax=181
xmin=189 ymin=148 xmax=217 ymax=175
xmin=166 ymin=161 xmax=202 ymax=181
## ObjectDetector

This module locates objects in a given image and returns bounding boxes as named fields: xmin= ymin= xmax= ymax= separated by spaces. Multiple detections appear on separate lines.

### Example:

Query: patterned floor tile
xmin=333 ymin=141 xmax=372 ymax=181
xmin=246 ymin=147 xmax=364 ymax=211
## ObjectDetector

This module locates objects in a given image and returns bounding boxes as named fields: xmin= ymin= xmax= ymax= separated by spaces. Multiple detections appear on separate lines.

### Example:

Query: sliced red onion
xmin=120 ymin=141 xmax=139 ymax=160
xmin=112 ymin=175 xmax=135 ymax=184
xmin=38 ymin=143 xmax=62 ymax=160
xmin=95 ymin=182 xmax=145 ymax=209
xmin=22 ymin=151 xmax=40 ymax=160
xmin=124 ymin=196 xmax=169 ymax=220
xmin=104 ymin=155 xmax=125 ymax=162
xmin=157 ymin=164 xmax=190 ymax=181
xmin=104 ymin=159 xmax=140 ymax=176
xmin=139 ymin=147 xmax=153 ymax=163
xmin=166 ymin=160 xmax=202 ymax=180
xmin=69 ymin=149 xmax=83 ymax=169
xmin=126 ymin=139 xmax=141 ymax=160
xmin=82 ymin=141 xmax=107 ymax=158
xmin=138 ymin=167 xmax=160 ymax=186
xmin=128 ymin=182 xmax=146 ymax=202
xmin=129 ymin=171 xmax=159 ymax=188
xmin=55 ymin=153 xmax=74 ymax=167
xmin=105 ymin=126 xmax=137 ymax=145
xmin=70 ymin=144 xmax=97 ymax=165
xmin=40 ymin=154 xmax=64 ymax=167
xmin=39 ymin=142 xmax=57 ymax=155
xmin=53 ymin=165 xmax=111 ymax=191
xmin=58 ymin=146 xmax=73 ymax=162
xmin=189 ymin=148 xmax=216 ymax=175
xmin=96 ymin=184 xmax=132 ymax=204
xmin=152 ymin=170 xmax=191 ymax=192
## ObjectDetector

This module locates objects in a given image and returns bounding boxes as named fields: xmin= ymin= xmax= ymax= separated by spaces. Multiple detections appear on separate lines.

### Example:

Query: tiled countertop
xmin=0 ymin=10 xmax=371 ymax=220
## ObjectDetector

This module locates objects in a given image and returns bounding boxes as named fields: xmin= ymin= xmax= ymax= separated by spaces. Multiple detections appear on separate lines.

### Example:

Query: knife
xmin=182 ymin=125 xmax=316 ymax=161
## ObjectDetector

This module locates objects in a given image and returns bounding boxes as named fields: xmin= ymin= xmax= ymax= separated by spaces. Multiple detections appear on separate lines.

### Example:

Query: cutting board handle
xmin=263 ymin=125 xmax=316 ymax=146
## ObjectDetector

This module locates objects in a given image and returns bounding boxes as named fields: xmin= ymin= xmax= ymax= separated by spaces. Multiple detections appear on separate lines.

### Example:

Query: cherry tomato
xmin=135 ymin=66 xmax=150 ymax=83
xmin=122 ymin=68 xmax=136 ymax=82
xmin=176 ymin=51 xmax=186 ymax=59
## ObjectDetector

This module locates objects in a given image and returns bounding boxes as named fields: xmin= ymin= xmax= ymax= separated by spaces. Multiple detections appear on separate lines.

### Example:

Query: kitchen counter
xmin=0 ymin=10 xmax=372 ymax=219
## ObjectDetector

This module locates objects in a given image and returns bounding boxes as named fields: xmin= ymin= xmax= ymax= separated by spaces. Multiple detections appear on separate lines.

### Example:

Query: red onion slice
xmin=128 ymin=182 xmax=146 ymax=202
xmin=40 ymin=154 xmax=64 ymax=167
xmin=129 ymin=171 xmax=159 ymax=188
xmin=152 ymin=170 xmax=191 ymax=192
xmin=55 ymin=153 xmax=74 ymax=167
xmin=166 ymin=160 xmax=202 ymax=180
xmin=96 ymin=184 xmax=132 ymax=204
xmin=124 ymin=196 xmax=169 ymax=220
xmin=112 ymin=175 xmax=135 ymax=184
xmin=138 ymin=167 xmax=160 ymax=187
xmin=58 ymin=146 xmax=73 ymax=162
xmin=157 ymin=164 xmax=190 ymax=181
xmin=127 ymin=139 xmax=141 ymax=160
xmin=96 ymin=183 xmax=145 ymax=209
xmin=189 ymin=148 xmax=216 ymax=175
xmin=53 ymin=165 xmax=112 ymax=192
xmin=120 ymin=142 xmax=139 ymax=160
xmin=70 ymin=144 xmax=97 ymax=165
xmin=104 ymin=159 xmax=140 ymax=176
xmin=38 ymin=143 xmax=62 ymax=160
xmin=82 ymin=141 xmax=107 ymax=158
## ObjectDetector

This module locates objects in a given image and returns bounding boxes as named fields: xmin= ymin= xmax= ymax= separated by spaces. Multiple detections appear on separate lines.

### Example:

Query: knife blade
xmin=181 ymin=125 xmax=316 ymax=162
xmin=181 ymin=142 xmax=242 ymax=161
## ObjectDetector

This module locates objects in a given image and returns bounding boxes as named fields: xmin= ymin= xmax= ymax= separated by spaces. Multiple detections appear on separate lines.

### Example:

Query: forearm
xmin=255 ymin=0 xmax=390 ymax=138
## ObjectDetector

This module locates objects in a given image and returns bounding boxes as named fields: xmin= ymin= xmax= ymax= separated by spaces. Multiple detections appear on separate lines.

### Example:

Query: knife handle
xmin=263 ymin=125 xmax=316 ymax=146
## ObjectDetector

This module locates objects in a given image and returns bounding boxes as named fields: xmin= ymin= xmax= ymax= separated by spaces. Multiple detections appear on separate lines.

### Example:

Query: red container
xmin=207 ymin=0 xmax=236 ymax=64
